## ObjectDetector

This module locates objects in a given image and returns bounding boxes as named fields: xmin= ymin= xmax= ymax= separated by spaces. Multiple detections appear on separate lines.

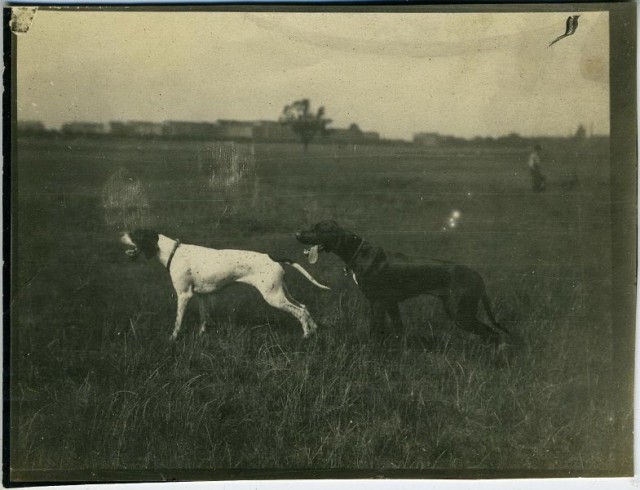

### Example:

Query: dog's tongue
xmin=307 ymin=245 xmax=319 ymax=264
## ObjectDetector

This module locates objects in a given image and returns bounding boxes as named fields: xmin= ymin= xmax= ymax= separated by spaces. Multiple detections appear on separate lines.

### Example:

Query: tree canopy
xmin=280 ymin=99 xmax=332 ymax=151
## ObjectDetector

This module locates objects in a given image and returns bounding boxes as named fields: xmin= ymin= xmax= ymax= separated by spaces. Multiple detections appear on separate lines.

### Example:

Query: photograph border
xmin=3 ymin=2 xmax=637 ymax=485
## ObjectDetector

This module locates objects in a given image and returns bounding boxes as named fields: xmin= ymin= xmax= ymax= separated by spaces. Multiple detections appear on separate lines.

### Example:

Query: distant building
xmin=162 ymin=121 xmax=223 ymax=139
xmin=328 ymin=123 xmax=364 ymax=143
xmin=17 ymin=120 xmax=46 ymax=134
xmin=362 ymin=131 xmax=380 ymax=142
xmin=61 ymin=122 xmax=106 ymax=135
xmin=129 ymin=121 xmax=163 ymax=137
xmin=100 ymin=117 xmax=387 ymax=143
xmin=109 ymin=121 xmax=129 ymax=136
xmin=253 ymin=121 xmax=297 ymax=142
xmin=413 ymin=132 xmax=440 ymax=146
xmin=218 ymin=120 xmax=255 ymax=140
xmin=110 ymin=121 xmax=163 ymax=137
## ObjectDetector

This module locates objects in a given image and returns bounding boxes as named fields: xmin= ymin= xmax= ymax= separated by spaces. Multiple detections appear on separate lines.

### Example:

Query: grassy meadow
xmin=9 ymin=135 xmax=626 ymax=479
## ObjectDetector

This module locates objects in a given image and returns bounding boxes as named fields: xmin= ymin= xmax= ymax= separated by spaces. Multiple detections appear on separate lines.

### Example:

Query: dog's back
xmin=173 ymin=245 xmax=280 ymax=293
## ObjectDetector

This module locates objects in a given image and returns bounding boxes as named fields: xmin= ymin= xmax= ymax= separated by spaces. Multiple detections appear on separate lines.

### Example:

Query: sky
xmin=16 ymin=10 xmax=609 ymax=140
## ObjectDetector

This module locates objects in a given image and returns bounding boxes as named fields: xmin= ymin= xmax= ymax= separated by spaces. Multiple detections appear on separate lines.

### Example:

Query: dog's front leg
xmin=171 ymin=289 xmax=193 ymax=340
xmin=387 ymin=303 xmax=405 ymax=337
xmin=370 ymin=301 xmax=387 ymax=343
xmin=197 ymin=296 xmax=207 ymax=335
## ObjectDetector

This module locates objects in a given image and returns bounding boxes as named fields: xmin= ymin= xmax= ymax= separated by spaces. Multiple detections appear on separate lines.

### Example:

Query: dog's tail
xmin=481 ymin=291 xmax=510 ymax=337
xmin=289 ymin=263 xmax=331 ymax=290
xmin=269 ymin=255 xmax=330 ymax=290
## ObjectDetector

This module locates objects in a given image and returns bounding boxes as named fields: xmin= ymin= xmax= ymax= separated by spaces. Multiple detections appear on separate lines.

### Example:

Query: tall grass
xmin=10 ymin=137 xmax=621 ymax=477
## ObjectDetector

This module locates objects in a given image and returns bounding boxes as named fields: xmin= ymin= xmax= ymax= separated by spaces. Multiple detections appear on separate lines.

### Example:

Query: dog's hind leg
xmin=370 ymin=301 xmax=388 ymax=343
xmin=266 ymin=286 xmax=318 ymax=337
xmin=451 ymin=295 xmax=503 ymax=345
xmin=481 ymin=291 xmax=511 ymax=340
xmin=386 ymin=303 xmax=405 ymax=340
xmin=282 ymin=283 xmax=306 ymax=309
xmin=243 ymin=274 xmax=318 ymax=337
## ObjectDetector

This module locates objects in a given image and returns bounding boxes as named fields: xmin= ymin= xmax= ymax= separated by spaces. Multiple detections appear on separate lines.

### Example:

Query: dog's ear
xmin=131 ymin=229 xmax=159 ymax=259
xmin=316 ymin=220 xmax=340 ymax=232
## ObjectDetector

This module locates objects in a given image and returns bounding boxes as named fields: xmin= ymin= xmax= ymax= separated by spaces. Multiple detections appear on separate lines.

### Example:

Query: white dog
xmin=120 ymin=229 xmax=329 ymax=340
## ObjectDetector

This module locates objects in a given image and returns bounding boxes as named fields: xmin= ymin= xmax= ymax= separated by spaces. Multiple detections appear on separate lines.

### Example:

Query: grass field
xmin=9 ymin=135 xmax=627 ymax=478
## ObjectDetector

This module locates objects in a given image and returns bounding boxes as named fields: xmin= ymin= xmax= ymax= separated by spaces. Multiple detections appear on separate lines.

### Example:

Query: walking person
xmin=528 ymin=144 xmax=547 ymax=192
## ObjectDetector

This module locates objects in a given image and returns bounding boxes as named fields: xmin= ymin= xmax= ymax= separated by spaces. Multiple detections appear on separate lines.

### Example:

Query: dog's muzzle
xmin=125 ymin=247 xmax=141 ymax=260
xmin=296 ymin=231 xmax=325 ymax=264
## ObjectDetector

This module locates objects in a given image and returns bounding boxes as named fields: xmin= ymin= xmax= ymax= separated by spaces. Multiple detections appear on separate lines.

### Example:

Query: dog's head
xmin=295 ymin=220 xmax=346 ymax=264
xmin=120 ymin=229 xmax=159 ymax=260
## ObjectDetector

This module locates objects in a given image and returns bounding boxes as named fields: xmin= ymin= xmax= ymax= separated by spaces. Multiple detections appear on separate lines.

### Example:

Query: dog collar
xmin=166 ymin=239 xmax=181 ymax=271
xmin=343 ymin=238 xmax=365 ymax=276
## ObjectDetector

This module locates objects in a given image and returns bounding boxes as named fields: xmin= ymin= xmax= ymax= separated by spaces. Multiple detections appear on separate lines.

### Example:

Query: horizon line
xmin=16 ymin=117 xmax=610 ymax=142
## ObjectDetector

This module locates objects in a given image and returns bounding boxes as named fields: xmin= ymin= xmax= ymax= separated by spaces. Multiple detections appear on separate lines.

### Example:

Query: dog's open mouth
xmin=303 ymin=245 xmax=324 ymax=264
xmin=125 ymin=247 xmax=140 ymax=259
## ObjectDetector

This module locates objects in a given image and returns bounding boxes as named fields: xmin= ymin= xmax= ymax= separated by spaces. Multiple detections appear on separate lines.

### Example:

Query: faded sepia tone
xmin=7 ymin=5 xmax=635 ymax=484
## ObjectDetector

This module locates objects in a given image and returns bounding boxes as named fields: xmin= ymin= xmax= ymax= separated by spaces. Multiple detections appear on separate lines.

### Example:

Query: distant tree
xmin=496 ymin=132 xmax=524 ymax=147
xmin=280 ymin=99 xmax=332 ymax=152
xmin=574 ymin=124 xmax=587 ymax=140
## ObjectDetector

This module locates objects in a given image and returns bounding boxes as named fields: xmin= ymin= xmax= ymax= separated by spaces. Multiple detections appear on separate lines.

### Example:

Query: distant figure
xmin=528 ymin=144 xmax=546 ymax=192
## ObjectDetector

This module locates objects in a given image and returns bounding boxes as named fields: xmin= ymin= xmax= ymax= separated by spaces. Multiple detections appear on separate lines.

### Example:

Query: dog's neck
xmin=156 ymin=234 xmax=178 ymax=268
xmin=332 ymin=233 xmax=365 ymax=265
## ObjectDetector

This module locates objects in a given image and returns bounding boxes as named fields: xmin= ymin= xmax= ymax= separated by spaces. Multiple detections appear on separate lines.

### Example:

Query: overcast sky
xmin=17 ymin=10 xmax=609 ymax=140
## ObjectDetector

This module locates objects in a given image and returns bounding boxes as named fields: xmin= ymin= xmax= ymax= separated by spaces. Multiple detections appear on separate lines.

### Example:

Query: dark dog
xmin=296 ymin=220 xmax=510 ymax=347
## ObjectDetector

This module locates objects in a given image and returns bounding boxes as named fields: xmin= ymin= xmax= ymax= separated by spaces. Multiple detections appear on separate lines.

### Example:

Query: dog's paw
xmin=303 ymin=327 xmax=318 ymax=339
xmin=494 ymin=342 xmax=513 ymax=367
